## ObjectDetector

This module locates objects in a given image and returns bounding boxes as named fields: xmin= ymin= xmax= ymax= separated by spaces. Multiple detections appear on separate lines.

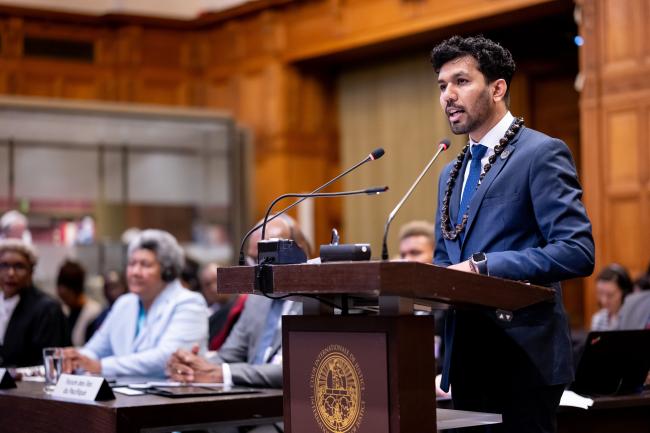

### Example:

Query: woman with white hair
xmin=63 ymin=229 xmax=207 ymax=377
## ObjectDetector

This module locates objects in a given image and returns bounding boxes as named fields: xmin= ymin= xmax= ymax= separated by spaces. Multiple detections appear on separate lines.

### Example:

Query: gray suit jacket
xmin=212 ymin=295 xmax=301 ymax=388
xmin=618 ymin=291 xmax=650 ymax=330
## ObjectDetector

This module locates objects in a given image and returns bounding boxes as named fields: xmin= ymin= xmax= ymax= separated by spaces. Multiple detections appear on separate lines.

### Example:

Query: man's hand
xmin=448 ymin=260 xmax=474 ymax=273
xmin=61 ymin=347 xmax=101 ymax=374
xmin=166 ymin=344 xmax=223 ymax=383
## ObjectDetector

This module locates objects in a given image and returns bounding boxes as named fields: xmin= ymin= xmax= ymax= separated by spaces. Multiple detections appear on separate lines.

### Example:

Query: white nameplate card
xmin=52 ymin=374 xmax=115 ymax=401
xmin=0 ymin=368 xmax=16 ymax=389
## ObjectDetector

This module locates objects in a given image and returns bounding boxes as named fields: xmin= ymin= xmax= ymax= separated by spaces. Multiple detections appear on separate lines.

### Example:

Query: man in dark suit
xmin=0 ymin=239 xmax=67 ymax=367
xmin=431 ymin=36 xmax=594 ymax=433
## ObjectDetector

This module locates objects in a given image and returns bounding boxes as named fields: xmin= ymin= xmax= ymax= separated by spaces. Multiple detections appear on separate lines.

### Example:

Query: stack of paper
xmin=560 ymin=390 xmax=594 ymax=409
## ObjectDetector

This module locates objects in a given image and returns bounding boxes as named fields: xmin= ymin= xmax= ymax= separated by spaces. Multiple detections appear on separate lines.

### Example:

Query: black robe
xmin=0 ymin=286 xmax=68 ymax=367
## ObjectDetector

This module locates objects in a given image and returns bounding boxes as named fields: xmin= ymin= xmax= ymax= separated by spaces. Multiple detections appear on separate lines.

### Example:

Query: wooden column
xmin=577 ymin=0 xmax=650 ymax=325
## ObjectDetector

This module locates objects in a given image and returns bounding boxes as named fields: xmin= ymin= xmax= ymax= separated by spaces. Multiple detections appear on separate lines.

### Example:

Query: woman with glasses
xmin=0 ymin=239 xmax=67 ymax=367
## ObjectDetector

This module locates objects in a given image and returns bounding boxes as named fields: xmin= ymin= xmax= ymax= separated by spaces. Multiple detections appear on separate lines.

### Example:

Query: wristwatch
xmin=469 ymin=252 xmax=488 ymax=275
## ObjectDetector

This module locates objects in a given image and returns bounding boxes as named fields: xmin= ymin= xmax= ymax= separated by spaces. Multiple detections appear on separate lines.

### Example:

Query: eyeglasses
xmin=0 ymin=262 xmax=30 ymax=273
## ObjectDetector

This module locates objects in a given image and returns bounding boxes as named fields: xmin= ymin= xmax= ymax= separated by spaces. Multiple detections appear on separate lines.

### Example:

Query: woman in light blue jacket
xmin=63 ymin=229 xmax=207 ymax=377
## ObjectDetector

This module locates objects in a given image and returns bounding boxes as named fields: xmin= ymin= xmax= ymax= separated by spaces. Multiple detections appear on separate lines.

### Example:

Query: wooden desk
xmin=0 ymin=381 xmax=503 ymax=432
xmin=557 ymin=390 xmax=650 ymax=433
xmin=0 ymin=381 xmax=283 ymax=433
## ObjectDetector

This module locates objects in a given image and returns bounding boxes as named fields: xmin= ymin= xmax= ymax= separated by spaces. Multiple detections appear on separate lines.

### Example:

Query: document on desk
xmin=559 ymin=390 xmax=594 ymax=409
xmin=113 ymin=387 xmax=146 ymax=396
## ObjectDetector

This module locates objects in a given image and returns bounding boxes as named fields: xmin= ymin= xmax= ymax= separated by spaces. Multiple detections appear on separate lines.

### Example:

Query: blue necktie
xmin=252 ymin=300 xmax=285 ymax=364
xmin=442 ymin=145 xmax=488 ymax=392
xmin=457 ymin=144 xmax=488 ymax=226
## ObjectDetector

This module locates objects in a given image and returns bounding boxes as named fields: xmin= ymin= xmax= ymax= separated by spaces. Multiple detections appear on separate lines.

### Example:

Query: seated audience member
xmin=0 ymin=210 xmax=32 ymax=244
xmin=180 ymin=257 xmax=201 ymax=292
xmin=201 ymin=262 xmax=247 ymax=351
xmin=618 ymin=274 xmax=650 ymax=329
xmin=398 ymin=220 xmax=435 ymax=263
xmin=591 ymin=264 xmax=633 ymax=330
xmin=167 ymin=215 xmax=308 ymax=388
xmin=57 ymin=260 xmax=102 ymax=346
xmin=0 ymin=239 xmax=67 ymax=367
xmin=63 ymin=229 xmax=207 ymax=377
xmin=88 ymin=270 xmax=128 ymax=335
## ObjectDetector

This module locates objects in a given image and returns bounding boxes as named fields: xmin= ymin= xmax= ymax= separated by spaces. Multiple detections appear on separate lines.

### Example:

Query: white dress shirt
xmin=0 ymin=293 xmax=20 ymax=345
xmin=461 ymin=111 xmax=515 ymax=196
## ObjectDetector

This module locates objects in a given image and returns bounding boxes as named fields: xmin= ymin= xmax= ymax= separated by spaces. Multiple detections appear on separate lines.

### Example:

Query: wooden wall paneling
xmin=579 ymin=0 xmax=650 ymax=324
xmin=282 ymin=0 xmax=561 ymax=61
xmin=646 ymin=0 xmax=650 ymax=63
xmin=0 ymin=71 xmax=6 ymax=94
xmin=205 ymin=74 xmax=237 ymax=110
xmin=140 ymin=29 xmax=188 ymax=69
xmin=239 ymin=67 xmax=275 ymax=218
xmin=531 ymin=76 xmax=580 ymax=160
xmin=601 ymin=106 xmax=645 ymax=280
xmin=206 ymin=24 xmax=242 ymax=68
xmin=605 ymin=198 xmax=644 ymax=273
xmin=606 ymin=109 xmax=639 ymax=188
xmin=508 ymin=73 xmax=531 ymax=125
xmin=283 ymin=66 xmax=339 ymax=247
xmin=21 ymin=18 xmax=103 ymax=42
xmin=581 ymin=101 xmax=603 ymax=324
xmin=576 ymin=0 xmax=603 ymax=326
xmin=13 ymin=65 xmax=58 ymax=97
xmin=645 ymin=105 xmax=650 ymax=190
xmin=639 ymin=103 xmax=650 ymax=277
xmin=112 ymin=25 xmax=142 ymax=102
xmin=120 ymin=27 xmax=194 ymax=106
xmin=7 ymin=57 xmax=110 ymax=100
xmin=131 ymin=68 xmax=191 ymax=106
xmin=601 ymin=0 xmax=642 ymax=73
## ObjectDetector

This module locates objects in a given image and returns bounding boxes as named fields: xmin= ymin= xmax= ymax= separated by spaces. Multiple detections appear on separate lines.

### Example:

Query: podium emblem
xmin=311 ymin=344 xmax=365 ymax=433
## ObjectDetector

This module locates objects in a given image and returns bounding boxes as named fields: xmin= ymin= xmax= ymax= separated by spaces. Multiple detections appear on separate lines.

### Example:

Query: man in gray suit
xmin=617 ymin=290 xmax=650 ymax=330
xmin=167 ymin=214 xmax=309 ymax=388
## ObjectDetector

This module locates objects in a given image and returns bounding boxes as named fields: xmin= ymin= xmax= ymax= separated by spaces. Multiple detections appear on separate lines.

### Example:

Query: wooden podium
xmin=218 ymin=261 xmax=554 ymax=433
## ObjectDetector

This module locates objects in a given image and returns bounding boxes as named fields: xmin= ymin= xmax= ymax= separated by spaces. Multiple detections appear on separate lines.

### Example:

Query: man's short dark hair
xmin=430 ymin=35 xmax=516 ymax=98
xmin=57 ymin=260 xmax=86 ymax=295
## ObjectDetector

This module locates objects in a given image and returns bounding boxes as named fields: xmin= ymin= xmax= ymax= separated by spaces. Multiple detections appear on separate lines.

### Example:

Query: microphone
xmin=380 ymin=138 xmax=452 ymax=260
xmin=237 ymin=148 xmax=385 ymax=265
xmin=261 ymin=186 xmax=389 ymax=244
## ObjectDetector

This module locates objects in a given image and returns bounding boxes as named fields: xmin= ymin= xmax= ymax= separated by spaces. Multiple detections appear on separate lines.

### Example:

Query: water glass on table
xmin=42 ymin=347 xmax=63 ymax=393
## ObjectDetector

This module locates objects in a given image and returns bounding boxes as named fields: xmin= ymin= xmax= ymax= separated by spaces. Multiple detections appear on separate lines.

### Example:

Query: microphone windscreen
xmin=370 ymin=148 xmax=385 ymax=160
xmin=439 ymin=138 xmax=452 ymax=150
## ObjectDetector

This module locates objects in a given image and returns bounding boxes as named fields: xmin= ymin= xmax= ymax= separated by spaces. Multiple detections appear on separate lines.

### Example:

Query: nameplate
xmin=0 ymin=368 xmax=17 ymax=389
xmin=52 ymin=374 xmax=115 ymax=401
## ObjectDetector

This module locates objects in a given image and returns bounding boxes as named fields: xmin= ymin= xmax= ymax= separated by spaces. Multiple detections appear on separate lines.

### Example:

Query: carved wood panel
xmin=579 ymin=0 xmax=650 ymax=324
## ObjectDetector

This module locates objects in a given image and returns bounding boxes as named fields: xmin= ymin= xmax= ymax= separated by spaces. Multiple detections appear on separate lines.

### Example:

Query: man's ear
xmin=492 ymin=78 xmax=508 ymax=102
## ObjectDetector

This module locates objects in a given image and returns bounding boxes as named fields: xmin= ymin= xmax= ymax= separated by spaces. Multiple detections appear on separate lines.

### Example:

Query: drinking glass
xmin=42 ymin=347 xmax=63 ymax=393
